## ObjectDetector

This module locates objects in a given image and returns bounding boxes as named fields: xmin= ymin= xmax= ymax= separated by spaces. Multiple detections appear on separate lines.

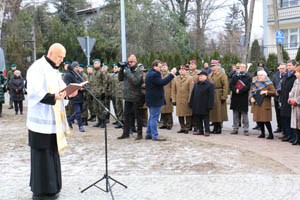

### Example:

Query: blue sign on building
xmin=276 ymin=30 xmax=285 ymax=45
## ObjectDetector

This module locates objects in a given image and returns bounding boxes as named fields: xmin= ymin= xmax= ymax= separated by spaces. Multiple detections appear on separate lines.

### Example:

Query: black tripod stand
xmin=66 ymin=67 xmax=127 ymax=199
xmin=81 ymin=110 xmax=127 ymax=199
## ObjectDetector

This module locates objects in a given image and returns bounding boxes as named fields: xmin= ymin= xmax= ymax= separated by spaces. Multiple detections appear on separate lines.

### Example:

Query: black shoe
xmin=105 ymin=119 xmax=110 ymax=124
xmin=184 ymin=130 xmax=189 ymax=134
xmin=274 ymin=128 xmax=282 ymax=133
xmin=93 ymin=121 xmax=102 ymax=128
xmin=282 ymin=136 xmax=291 ymax=142
xmin=216 ymin=123 xmax=222 ymax=134
xmin=253 ymin=125 xmax=260 ymax=130
xmin=115 ymin=124 xmax=123 ymax=129
xmin=258 ymin=133 xmax=265 ymax=138
xmin=8 ymin=106 xmax=13 ymax=109
xmin=15 ymin=112 xmax=18 ymax=115
xmin=152 ymin=138 xmax=167 ymax=141
xmin=117 ymin=134 xmax=129 ymax=139
xmin=266 ymin=135 xmax=274 ymax=139
xmin=167 ymin=126 xmax=172 ymax=130
xmin=292 ymin=133 xmax=300 ymax=145
xmin=20 ymin=112 xmax=23 ymax=115
xmin=231 ymin=130 xmax=238 ymax=134
xmin=159 ymin=125 xmax=167 ymax=129
xmin=100 ymin=120 xmax=105 ymax=128
xmin=32 ymin=192 xmax=59 ymax=200
xmin=177 ymin=130 xmax=185 ymax=133
xmin=112 ymin=121 xmax=118 ymax=125
xmin=88 ymin=116 xmax=96 ymax=122
xmin=82 ymin=118 xmax=88 ymax=126
xmin=132 ymin=127 xmax=137 ymax=133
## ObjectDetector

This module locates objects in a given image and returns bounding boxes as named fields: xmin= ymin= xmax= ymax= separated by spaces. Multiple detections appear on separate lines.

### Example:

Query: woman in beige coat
xmin=172 ymin=65 xmax=194 ymax=133
xmin=250 ymin=70 xmax=276 ymax=139
xmin=288 ymin=66 xmax=300 ymax=145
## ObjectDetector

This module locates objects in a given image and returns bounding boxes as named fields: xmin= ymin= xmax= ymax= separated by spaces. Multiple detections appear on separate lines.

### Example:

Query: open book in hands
xmin=60 ymin=81 xmax=88 ymax=96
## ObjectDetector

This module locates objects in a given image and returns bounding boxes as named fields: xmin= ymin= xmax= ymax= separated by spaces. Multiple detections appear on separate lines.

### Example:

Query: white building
xmin=263 ymin=0 xmax=300 ymax=59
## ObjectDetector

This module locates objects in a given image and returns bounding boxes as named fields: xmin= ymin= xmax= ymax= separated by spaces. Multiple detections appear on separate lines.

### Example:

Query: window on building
xmin=281 ymin=28 xmax=299 ymax=49
xmin=280 ymin=0 xmax=300 ymax=8
xmin=289 ymin=28 xmax=298 ymax=48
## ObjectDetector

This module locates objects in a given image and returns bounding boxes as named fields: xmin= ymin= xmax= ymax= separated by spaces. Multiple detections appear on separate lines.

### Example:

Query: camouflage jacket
xmin=89 ymin=68 xmax=109 ymax=97
xmin=111 ymin=72 xmax=123 ymax=98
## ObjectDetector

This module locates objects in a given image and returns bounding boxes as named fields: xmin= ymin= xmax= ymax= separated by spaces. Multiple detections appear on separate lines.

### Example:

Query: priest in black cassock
xmin=26 ymin=43 xmax=77 ymax=200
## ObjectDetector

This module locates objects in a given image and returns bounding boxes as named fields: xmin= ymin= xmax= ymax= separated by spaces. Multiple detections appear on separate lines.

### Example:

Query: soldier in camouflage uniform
xmin=102 ymin=63 xmax=111 ymax=124
xmin=79 ymin=64 xmax=89 ymax=126
xmin=6 ymin=64 xmax=17 ymax=109
xmin=111 ymin=63 xmax=124 ymax=128
xmin=87 ymin=65 xmax=96 ymax=122
xmin=90 ymin=59 xmax=110 ymax=128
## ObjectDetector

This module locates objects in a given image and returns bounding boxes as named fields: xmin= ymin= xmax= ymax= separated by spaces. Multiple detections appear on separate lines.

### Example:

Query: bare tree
xmin=192 ymin=0 xmax=227 ymax=53
xmin=0 ymin=0 xmax=6 ymax=43
xmin=238 ymin=0 xmax=248 ymax=34
xmin=159 ymin=0 xmax=192 ymax=26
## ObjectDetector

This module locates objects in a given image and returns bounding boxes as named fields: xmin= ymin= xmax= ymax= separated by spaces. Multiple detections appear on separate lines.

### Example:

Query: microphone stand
xmin=67 ymin=68 xmax=127 ymax=199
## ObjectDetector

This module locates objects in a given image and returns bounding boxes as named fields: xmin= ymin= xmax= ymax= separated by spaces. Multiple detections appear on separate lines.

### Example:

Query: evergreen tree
xmin=250 ymin=39 xmax=261 ymax=63
xmin=282 ymin=47 xmax=290 ymax=63
xmin=266 ymin=53 xmax=278 ymax=73
xmin=210 ymin=50 xmax=221 ymax=61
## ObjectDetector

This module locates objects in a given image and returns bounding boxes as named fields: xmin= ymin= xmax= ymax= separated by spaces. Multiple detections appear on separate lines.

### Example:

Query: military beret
xmin=79 ymin=64 xmax=85 ymax=68
xmin=88 ymin=65 xmax=93 ymax=68
xmin=113 ymin=63 xmax=119 ymax=67
xmin=179 ymin=65 xmax=186 ymax=70
xmin=210 ymin=60 xmax=219 ymax=66
xmin=11 ymin=64 xmax=17 ymax=67
xmin=102 ymin=63 xmax=108 ymax=67
xmin=63 ymin=61 xmax=71 ymax=65
xmin=93 ymin=59 xmax=100 ymax=63
xmin=189 ymin=60 xmax=196 ymax=64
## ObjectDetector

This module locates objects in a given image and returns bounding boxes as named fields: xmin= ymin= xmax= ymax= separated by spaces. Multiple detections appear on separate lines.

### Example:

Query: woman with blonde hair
xmin=250 ymin=70 xmax=276 ymax=139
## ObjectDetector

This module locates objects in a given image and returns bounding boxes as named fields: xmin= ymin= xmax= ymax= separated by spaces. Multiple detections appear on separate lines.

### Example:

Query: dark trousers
xmin=282 ymin=117 xmax=294 ymax=138
xmin=196 ymin=114 xmax=209 ymax=132
xmin=14 ymin=100 xmax=23 ymax=114
xmin=257 ymin=122 xmax=273 ymax=135
xmin=161 ymin=113 xmax=173 ymax=127
xmin=0 ymin=103 xmax=2 ymax=114
xmin=123 ymin=101 xmax=143 ymax=136
xmin=178 ymin=116 xmax=192 ymax=131
xmin=274 ymin=100 xmax=282 ymax=130
xmin=68 ymin=103 xmax=83 ymax=127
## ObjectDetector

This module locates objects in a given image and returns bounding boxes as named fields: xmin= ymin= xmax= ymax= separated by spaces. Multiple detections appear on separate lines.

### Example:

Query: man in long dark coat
xmin=281 ymin=60 xmax=297 ymax=143
xmin=189 ymin=71 xmax=214 ymax=136
xmin=229 ymin=63 xmax=252 ymax=135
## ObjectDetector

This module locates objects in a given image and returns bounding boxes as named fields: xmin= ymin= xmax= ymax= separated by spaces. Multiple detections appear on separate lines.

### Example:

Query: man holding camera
xmin=117 ymin=54 xmax=144 ymax=140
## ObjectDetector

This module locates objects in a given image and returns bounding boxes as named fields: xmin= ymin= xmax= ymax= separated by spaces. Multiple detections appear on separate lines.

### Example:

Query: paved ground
xmin=1 ymin=95 xmax=300 ymax=200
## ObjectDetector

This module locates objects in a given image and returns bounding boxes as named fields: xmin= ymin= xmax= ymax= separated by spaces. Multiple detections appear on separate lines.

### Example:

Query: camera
xmin=118 ymin=61 xmax=129 ymax=69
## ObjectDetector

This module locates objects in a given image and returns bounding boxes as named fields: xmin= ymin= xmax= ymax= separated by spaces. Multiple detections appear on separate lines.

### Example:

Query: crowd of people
xmin=1 ymin=43 xmax=300 ymax=199
xmin=1 ymin=53 xmax=300 ymax=145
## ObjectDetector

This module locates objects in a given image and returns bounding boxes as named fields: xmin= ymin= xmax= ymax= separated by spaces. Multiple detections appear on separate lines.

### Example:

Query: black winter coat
xmin=272 ymin=71 xmax=285 ymax=102
xmin=189 ymin=80 xmax=214 ymax=115
xmin=63 ymin=70 xmax=84 ymax=104
xmin=280 ymin=71 xmax=296 ymax=118
xmin=10 ymin=76 xmax=25 ymax=101
xmin=229 ymin=73 xmax=252 ymax=112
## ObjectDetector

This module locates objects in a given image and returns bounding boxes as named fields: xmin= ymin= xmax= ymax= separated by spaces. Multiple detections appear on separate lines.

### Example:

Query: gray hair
xmin=14 ymin=70 xmax=21 ymax=75
xmin=257 ymin=70 xmax=267 ymax=78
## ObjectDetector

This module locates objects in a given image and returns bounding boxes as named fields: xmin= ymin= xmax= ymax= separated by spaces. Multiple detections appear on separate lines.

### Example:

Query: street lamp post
xmin=120 ymin=0 xmax=126 ymax=62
